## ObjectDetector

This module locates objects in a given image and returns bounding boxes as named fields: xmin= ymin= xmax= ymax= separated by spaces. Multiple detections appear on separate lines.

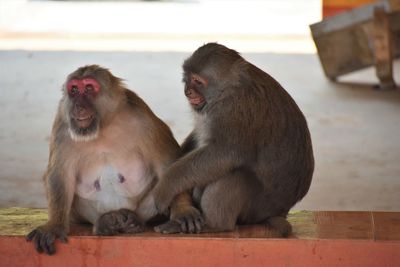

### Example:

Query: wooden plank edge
xmin=0 ymin=236 xmax=399 ymax=267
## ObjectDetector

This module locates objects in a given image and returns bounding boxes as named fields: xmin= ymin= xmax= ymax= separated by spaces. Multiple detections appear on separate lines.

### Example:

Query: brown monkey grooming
xmin=153 ymin=43 xmax=314 ymax=236
xmin=26 ymin=65 xmax=202 ymax=255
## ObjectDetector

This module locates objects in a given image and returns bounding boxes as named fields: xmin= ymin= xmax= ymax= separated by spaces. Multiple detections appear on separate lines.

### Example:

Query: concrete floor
xmin=0 ymin=0 xmax=399 ymax=212
xmin=0 ymin=50 xmax=399 ymax=211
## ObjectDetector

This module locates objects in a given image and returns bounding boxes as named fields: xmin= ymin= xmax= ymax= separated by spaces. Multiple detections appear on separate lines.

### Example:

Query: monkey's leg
xmin=200 ymin=170 xmax=260 ymax=231
xmin=200 ymin=173 xmax=293 ymax=237
xmin=93 ymin=209 xmax=145 ymax=236
xmin=241 ymin=190 xmax=293 ymax=237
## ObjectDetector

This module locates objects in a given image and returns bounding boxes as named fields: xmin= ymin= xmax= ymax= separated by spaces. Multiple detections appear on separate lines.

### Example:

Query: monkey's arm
xmin=171 ymin=131 xmax=197 ymax=215
xmin=153 ymin=156 xmax=203 ymax=233
xmin=169 ymin=131 xmax=197 ymax=224
xmin=26 ymin=161 xmax=76 ymax=255
xmin=180 ymin=131 xmax=197 ymax=155
xmin=153 ymin=145 xmax=239 ymax=213
xmin=150 ymin=131 xmax=203 ymax=233
xmin=46 ymin=166 xmax=76 ymax=227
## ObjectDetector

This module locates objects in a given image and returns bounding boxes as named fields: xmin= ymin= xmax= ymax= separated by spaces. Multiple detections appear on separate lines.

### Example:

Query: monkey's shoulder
xmin=123 ymin=89 xmax=153 ymax=112
xmin=124 ymin=88 xmax=180 ymax=150
xmin=123 ymin=89 xmax=170 ymax=128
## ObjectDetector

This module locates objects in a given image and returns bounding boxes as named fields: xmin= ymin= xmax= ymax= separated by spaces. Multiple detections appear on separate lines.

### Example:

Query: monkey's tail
xmin=267 ymin=216 xmax=292 ymax=237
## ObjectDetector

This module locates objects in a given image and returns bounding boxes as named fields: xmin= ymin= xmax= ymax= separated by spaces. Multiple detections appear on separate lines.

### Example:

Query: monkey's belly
xmin=74 ymin=164 xmax=154 ymax=223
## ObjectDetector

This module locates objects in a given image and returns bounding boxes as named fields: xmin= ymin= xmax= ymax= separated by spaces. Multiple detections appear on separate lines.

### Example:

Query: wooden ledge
xmin=1 ymin=208 xmax=400 ymax=266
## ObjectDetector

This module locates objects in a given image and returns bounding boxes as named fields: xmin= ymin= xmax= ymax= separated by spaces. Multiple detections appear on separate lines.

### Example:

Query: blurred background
xmin=0 ymin=0 xmax=399 ymax=211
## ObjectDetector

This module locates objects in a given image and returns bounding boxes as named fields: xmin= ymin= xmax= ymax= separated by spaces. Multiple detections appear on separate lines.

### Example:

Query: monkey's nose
xmin=185 ymin=89 xmax=192 ymax=97
xmin=75 ymin=104 xmax=84 ymax=112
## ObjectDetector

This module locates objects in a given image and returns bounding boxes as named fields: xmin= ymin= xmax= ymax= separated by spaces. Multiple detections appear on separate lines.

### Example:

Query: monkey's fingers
xmin=174 ymin=209 xmax=204 ymax=234
xmin=95 ymin=227 xmax=118 ymax=236
xmin=33 ymin=234 xmax=44 ymax=253
xmin=178 ymin=215 xmax=204 ymax=234
xmin=42 ymin=232 xmax=56 ymax=255
xmin=176 ymin=216 xmax=194 ymax=233
xmin=59 ymin=232 xmax=68 ymax=244
xmin=178 ymin=217 xmax=188 ymax=233
xmin=124 ymin=223 xmax=145 ymax=234
xmin=194 ymin=216 xmax=204 ymax=233
xmin=121 ymin=210 xmax=142 ymax=225
xmin=154 ymin=220 xmax=181 ymax=234
xmin=186 ymin=216 xmax=196 ymax=233
xmin=26 ymin=229 xmax=37 ymax=242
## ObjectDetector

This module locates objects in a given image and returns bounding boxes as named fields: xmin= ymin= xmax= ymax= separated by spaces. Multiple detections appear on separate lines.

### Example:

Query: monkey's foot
xmin=155 ymin=206 xmax=204 ymax=234
xmin=26 ymin=224 xmax=68 ymax=255
xmin=94 ymin=209 xmax=145 ymax=236
xmin=266 ymin=216 xmax=292 ymax=237
xmin=154 ymin=220 xmax=182 ymax=234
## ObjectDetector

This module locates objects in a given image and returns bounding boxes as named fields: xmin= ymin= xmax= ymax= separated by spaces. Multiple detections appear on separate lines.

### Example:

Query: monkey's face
xmin=183 ymin=43 xmax=244 ymax=112
xmin=63 ymin=65 xmax=125 ymax=142
xmin=184 ymin=73 xmax=208 ymax=111
xmin=65 ymin=77 xmax=100 ymax=141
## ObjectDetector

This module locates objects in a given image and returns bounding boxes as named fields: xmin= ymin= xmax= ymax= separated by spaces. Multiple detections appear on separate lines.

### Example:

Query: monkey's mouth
xmin=188 ymin=97 xmax=205 ymax=106
xmin=74 ymin=115 xmax=95 ymax=129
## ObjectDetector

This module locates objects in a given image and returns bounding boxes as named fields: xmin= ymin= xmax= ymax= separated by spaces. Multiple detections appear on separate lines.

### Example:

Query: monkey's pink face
xmin=66 ymin=78 xmax=100 ymax=138
xmin=185 ymin=74 xmax=207 ymax=110
xmin=67 ymin=78 xmax=100 ymax=96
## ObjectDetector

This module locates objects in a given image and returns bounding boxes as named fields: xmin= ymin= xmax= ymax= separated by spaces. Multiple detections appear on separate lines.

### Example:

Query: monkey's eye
xmin=194 ymin=78 xmax=203 ymax=86
xmin=70 ymin=86 xmax=79 ymax=96
xmin=85 ymin=84 xmax=94 ymax=93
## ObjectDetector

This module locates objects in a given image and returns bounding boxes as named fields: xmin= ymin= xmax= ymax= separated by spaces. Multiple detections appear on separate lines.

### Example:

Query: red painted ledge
xmin=0 ymin=208 xmax=399 ymax=267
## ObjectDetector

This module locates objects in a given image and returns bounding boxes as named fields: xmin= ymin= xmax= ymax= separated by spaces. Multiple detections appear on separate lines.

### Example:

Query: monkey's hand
xmin=152 ymin=182 xmax=176 ymax=215
xmin=26 ymin=223 xmax=68 ymax=255
xmin=155 ymin=188 xmax=204 ymax=234
xmin=156 ymin=205 xmax=204 ymax=234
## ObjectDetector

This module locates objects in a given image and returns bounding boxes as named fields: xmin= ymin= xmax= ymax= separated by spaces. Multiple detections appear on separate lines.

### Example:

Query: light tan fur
xmin=27 ymin=65 xmax=200 ymax=255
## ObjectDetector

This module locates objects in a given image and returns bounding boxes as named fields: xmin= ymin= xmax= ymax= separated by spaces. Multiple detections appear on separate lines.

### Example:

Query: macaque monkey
xmin=27 ymin=65 xmax=202 ymax=255
xmin=152 ymin=43 xmax=314 ymax=236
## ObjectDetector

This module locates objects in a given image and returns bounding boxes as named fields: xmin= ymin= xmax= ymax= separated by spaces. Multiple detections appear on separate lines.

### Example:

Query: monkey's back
xmin=220 ymin=64 xmax=314 ymax=211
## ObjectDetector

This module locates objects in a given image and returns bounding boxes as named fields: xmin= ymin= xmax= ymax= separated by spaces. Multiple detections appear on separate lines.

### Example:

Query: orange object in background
xmin=323 ymin=0 xmax=377 ymax=17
